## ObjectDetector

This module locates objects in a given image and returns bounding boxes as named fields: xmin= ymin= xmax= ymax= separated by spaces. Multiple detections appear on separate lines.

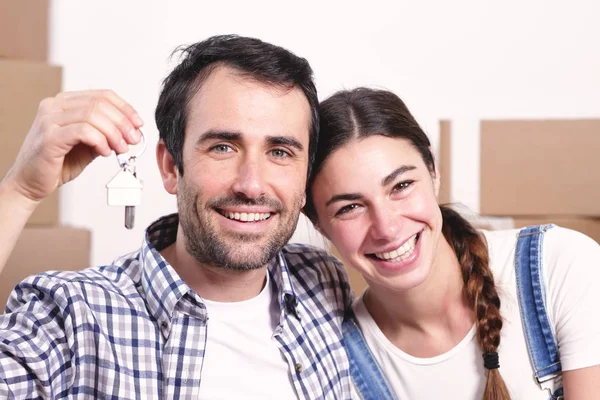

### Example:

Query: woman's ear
xmin=157 ymin=140 xmax=179 ymax=194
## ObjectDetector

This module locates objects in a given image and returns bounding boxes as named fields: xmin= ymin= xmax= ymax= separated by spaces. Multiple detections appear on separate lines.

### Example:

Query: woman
xmin=304 ymin=88 xmax=600 ymax=399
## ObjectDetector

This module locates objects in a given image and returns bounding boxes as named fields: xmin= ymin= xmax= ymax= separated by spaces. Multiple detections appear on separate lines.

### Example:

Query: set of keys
xmin=106 ymin=131 xmax=146 ymax=229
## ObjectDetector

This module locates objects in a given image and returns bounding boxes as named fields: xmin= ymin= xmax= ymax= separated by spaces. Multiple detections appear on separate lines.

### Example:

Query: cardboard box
xmin=0 ymin=59 xmax=62 ymax=225
xmin=0 ymin=0 xmax=49 ymax=61
xmin=438 ymin=120 xmax=452 ymax=204
xmin=1 ymin=226 xmax=91 ymax=310
xmin=480 ymin=120 xmax=600 ymax=216
xmin=511 ymin=217 xmax=600 ymax=245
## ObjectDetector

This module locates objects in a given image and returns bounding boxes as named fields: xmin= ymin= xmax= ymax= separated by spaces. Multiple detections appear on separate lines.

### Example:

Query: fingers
xmin=42 ymin=90 xmax=145 ymax=155
xmin=58 ymin=123 xmax=113 ymax=158
xmin=56 ymin=89 xmax=144 ymax=128
xmin=51 ymin=101 xmax=136 ymax=154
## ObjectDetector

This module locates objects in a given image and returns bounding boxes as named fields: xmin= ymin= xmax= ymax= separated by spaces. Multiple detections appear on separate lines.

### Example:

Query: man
xmin=0 ymin=35 xmax=353 ymax=399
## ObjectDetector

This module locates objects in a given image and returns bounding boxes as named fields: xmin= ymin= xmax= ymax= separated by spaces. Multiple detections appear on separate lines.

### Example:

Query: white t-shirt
xmin=198 ymin=272 xmax=297 ymax=399
xmin=353 ymin=227 xmax=600 ymax=399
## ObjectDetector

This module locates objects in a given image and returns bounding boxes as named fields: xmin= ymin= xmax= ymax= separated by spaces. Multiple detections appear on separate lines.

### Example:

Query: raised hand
xmin=5 ymin=89 xmax=144 ymax=203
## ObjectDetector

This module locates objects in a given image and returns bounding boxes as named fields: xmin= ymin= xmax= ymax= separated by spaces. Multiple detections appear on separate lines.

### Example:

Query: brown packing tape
xmin=480 ymin=120 xmax=600 ymax=216
xmin=0 ymin=59 xmax=62 ymax=225
xmin=1 ymin=226 xmax=91 ymax=310
xmin=0 ymin=0 xmax=49 ymax=61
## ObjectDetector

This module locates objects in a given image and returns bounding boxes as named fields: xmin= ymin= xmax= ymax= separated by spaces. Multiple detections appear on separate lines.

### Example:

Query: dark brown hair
xmin=305 ymin=88 xmax=511 ymax=400
xmin=155 ymin=34 xmax=319 ymax=177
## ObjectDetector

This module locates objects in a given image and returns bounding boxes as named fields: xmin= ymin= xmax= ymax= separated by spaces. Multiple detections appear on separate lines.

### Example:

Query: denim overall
xmin=342 ymin=224 xmax=564 ymax=400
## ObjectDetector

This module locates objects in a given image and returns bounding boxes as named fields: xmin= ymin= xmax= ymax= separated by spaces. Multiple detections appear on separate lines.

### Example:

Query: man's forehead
xmin=185 ymin=67 xmax=311 ymax=146
xmin=190 ymin=65 xmax=304 ymax=108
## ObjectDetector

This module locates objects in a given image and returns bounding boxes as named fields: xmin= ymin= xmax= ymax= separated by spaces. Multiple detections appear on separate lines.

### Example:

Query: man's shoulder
xmin=281 ymin=243 xmax=342 ymax=268
xmin=280 ymin=243 xmax=354 ymax=314
xmin=280 ymin=242 xmax=348 ymax=284
xmin=5 ymin=252 xmax=143 ymax=313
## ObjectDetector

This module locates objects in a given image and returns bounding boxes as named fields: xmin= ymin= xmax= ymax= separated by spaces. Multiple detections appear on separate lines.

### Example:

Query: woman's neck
xmin=364 ymin=237 xmax=475 ymax=357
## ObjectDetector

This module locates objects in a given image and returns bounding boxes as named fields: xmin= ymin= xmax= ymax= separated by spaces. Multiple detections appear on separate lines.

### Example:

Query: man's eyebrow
xmin=381 ymin=165 xmax=417 ymax=186
xmin=196 ymin=130 xmax=242 ymax=145
xmin=325 ymin=193 xmax=363 ymax=207
xmin=266 ymin=136 xmax=304 ymax=152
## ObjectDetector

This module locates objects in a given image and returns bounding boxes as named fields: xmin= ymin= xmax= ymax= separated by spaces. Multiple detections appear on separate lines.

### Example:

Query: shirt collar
xmin=138 ymin=213 xmax=301 ymax=331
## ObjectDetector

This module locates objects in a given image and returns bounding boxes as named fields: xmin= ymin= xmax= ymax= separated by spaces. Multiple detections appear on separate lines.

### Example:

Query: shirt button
xmin=161 ymin=321 xmax=169 ymax=330
xmin=295 ymin=363 xmax=303 ymax=373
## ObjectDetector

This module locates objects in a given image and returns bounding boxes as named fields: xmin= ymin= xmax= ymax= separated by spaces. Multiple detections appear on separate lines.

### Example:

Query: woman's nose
xmin=369 ymin=202 xmax=401 ymax=242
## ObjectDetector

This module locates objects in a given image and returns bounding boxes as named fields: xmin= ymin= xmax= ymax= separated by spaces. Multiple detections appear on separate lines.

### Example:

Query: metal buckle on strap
xmin=538 ymin=374 xmax=563 ymax=399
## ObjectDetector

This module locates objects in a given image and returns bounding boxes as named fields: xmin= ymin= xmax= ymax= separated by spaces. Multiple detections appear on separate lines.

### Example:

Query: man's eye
xmin=335 ymin=204 xmax=359 ymax=216
xmin=271 ymin=149 xmax=291 ymax=158
xmin=212 ymin=144 xmax=233 ymax=153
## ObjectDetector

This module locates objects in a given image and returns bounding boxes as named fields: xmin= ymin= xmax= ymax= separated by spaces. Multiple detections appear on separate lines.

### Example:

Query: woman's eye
xmin=335 ymin=204 xmax=360 ymax=216
xmin=393 ymin=180 xmax=414 ymax=192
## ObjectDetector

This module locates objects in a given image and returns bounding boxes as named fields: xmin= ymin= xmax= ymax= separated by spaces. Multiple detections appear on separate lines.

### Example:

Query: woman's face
xmin=311 ymin=135 xmax=443 ymax=292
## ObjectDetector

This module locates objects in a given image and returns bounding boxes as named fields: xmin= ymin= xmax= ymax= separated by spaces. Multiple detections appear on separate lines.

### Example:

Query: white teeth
xmin=375 ymin=233 xmax=418 ymax=261
xmin=224 ymin=211 xmax=271 ymax=222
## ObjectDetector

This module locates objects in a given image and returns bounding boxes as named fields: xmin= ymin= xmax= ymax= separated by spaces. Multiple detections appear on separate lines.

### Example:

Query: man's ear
xmin=157 ymin=140 xmax=179 ymax=195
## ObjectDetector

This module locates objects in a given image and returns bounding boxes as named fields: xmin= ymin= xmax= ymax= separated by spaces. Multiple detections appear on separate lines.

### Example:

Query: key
xmin=106 ymin=161 xmax=143 ymax=229
xmin=124 ymin=205 xmax=135 ymax=229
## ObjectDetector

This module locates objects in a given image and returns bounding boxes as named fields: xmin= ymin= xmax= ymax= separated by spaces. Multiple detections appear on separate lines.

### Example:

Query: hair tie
xmin=482 ymin=351 xmax=500 ymax=370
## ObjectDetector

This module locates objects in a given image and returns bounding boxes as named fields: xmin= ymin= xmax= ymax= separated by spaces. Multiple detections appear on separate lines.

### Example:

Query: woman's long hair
xmin=304 ymin=88 xmax=511 ymax=400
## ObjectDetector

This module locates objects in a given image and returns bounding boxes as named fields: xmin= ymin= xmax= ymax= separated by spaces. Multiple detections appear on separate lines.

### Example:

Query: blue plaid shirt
xmin=0 ymin=214 xmax=354 ymax=399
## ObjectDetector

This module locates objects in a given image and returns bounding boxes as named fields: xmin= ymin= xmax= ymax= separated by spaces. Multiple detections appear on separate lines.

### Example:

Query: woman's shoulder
xmin=480 ymin=225 xmax=599 ymax=256
xmin=543 ymin=225 xmax=600 ymax=256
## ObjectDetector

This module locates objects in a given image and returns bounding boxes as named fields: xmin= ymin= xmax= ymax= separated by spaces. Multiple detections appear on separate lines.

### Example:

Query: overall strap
xmin=342 ymin=317 xmax=398 ymax=400
xmin=515 ymin=224 xmax=563 ymax=398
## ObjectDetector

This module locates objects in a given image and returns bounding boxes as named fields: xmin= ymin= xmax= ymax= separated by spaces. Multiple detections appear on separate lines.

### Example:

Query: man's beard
xmin=178 ymin=180 xmax=303 ymax=270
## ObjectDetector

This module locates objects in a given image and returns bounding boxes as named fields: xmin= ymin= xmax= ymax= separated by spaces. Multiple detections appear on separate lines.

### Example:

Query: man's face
xmin=176 ymin=66 xmax=311 ymax=270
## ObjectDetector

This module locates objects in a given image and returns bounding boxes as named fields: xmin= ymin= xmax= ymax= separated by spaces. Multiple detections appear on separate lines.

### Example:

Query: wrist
xmin=0 ymin=175 xmax=41 ymax=214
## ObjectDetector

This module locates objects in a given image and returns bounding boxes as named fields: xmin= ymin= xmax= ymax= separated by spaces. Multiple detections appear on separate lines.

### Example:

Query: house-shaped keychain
xmin=106 ymin=168 xmax=143 ymax=207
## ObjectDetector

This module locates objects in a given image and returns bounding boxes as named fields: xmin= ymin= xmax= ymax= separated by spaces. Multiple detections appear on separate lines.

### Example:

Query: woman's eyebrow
xmin=381 ymin=165 xmax=416 ymax=186
xmin=326 ymin=193 xmax=363 ymax=207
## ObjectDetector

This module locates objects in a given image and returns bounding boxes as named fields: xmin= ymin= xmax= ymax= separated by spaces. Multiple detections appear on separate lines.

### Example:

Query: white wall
xmin=49 ymin=0 xmax=600 ymax=266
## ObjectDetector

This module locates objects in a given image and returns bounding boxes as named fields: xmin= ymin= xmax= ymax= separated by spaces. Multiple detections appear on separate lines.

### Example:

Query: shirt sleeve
xmin=0 ymin=275 xmax=73 ymax=399
xmin=543 ymin=227 xmax=600 ymax=371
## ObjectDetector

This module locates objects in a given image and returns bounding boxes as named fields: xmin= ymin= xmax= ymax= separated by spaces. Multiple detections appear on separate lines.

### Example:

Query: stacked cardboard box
xmin=479 ymin=119 xmax=600 ymax=243
xmin=0 ymin=0 xmax=91 ymax=309
xmin=439 ymin=119 xmax=600 ymax=243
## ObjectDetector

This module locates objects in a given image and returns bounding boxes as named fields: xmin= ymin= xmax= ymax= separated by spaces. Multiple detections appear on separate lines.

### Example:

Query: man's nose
xmin=231 ymin=156 xmax=267 ymax=200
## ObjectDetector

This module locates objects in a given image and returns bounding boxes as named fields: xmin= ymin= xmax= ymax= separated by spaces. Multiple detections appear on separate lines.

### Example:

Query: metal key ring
xmin=116 ymin=129 xmax=147 ymax=169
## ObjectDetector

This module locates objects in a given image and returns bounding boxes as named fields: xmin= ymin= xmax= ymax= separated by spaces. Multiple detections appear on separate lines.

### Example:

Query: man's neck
xmin=159 ymin=231 xmax=269 ymax=302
